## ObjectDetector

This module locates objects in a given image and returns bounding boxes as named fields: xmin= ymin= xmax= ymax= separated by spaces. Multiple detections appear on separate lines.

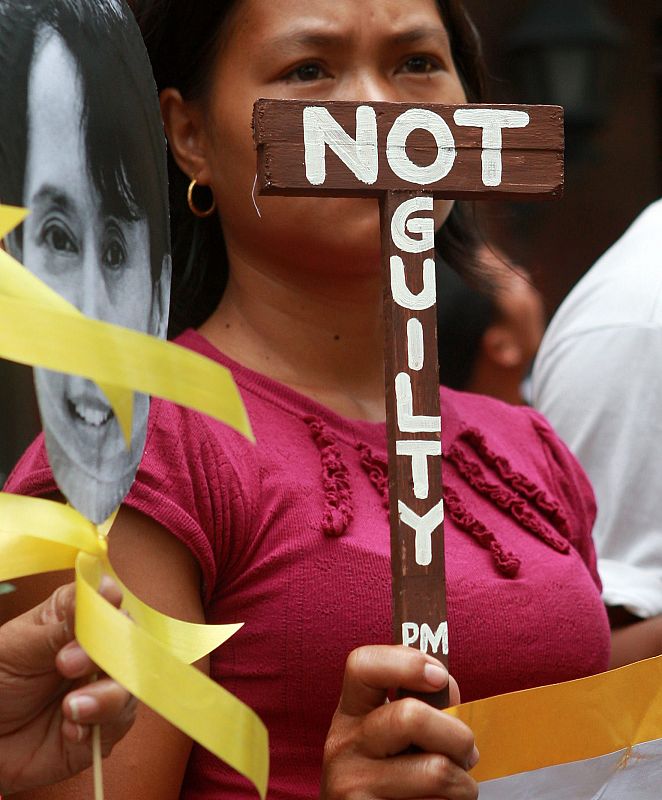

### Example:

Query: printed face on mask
xmin=20 ymin=28 xmax=161 ymax=522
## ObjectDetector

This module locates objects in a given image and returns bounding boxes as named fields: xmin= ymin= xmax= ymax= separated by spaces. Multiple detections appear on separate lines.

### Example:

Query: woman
xmin=6 ymin=1 xmax=611 ymax=798
xmin=0 ymin=0 xmax=171 ymax=523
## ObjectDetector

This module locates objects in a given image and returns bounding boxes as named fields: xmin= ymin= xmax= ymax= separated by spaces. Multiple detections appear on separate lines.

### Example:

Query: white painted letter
xmin=398 ymin=498 xmax=445 ymax=566
xmin=391 ymin=196 xmax=435 ymax=254
xmin=402 ymin=622 xmax=420 ymax=648
xmin=453 ymin=108 xmax=530 ymax=187
xmin=396 ymin=440 xmax=442 ymax=500
xmin=387 ymin=109 xmax=456 ymax=185
xmin=396 ymin=373 xmax=441 ymax=433
xmin=390 ymin=256 xmax=436 ymax=311
xmin=420 ymin=622 xmax=449 ymax=655
xmin=304 ymin=105 xmax=378 ymax=186
xmin=407 ymin=318 xmax=425 ymax=372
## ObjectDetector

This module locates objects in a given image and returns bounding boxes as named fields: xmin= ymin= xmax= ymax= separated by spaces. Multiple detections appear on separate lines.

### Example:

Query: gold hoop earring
xmin=187 ymin=178 xmax=217 ymax=218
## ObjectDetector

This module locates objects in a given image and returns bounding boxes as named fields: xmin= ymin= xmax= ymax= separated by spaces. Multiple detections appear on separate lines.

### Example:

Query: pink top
xmin=6 ymin=329 xmax=611 ymax=800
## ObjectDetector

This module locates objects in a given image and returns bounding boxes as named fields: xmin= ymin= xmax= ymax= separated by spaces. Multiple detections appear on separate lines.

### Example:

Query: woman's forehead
xmin=228 ymin=0 xmax=447 ymax=41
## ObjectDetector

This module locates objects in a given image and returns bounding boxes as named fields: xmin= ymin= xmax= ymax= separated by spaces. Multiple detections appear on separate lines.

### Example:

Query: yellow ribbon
xmin=0 ymin=205 xmax=253 ymax=445
xmin=0 ymin=206 xmax=269 ymax=797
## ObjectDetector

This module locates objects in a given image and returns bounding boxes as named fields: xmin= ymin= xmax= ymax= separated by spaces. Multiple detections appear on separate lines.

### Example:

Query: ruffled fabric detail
xmin=446 ymin=442 xmax=570 ymax=556
xmin=444 ymin=486 xmax=521 ymax=577
xmin=356 ymin=443 xmax=389 ymax=509
xmin=459 ymin=427 xmax=572 ymax=541
xmin=304 ymin=416 xmax=353 ymax=537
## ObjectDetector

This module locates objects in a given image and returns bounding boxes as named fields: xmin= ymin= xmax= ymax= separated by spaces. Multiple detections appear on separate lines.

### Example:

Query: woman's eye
xmin=42 ymin=222 xmax=78 ymax=255
xmin=103 ymin=239 xmax=126 ymax=270
xmin=284 ymin=62 xmax=327 ymax=83
xmin=401 ymin=55 xmax=442 ymax=74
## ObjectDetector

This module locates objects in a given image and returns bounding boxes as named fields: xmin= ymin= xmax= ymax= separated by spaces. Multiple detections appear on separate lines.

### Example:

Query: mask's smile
xmin=66 ymin=393 xmax=113 ymax=428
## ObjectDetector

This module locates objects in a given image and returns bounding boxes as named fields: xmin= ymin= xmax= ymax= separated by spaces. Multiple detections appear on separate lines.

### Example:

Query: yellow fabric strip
xmin=0 ymin=495 xmax=242 ymax=664
xmin=76 ymin=552 xmax=269 ymax=799
xmin=0 ymin=246 xmax=133 ymax=445
xmin=105 ymin=563 xmax=242 ymax=665
xmin=0 ymin=293 xmax=253 ymax=441
xmin=0 ymin=204 xmax=29 ymax=239
xmin=447 ymin=654 xmax=662 ymax=783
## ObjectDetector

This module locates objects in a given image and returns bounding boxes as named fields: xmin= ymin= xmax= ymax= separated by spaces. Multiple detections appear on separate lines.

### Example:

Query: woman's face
xmin=197 ymin=0 xmax=467 ymax=281
xmin=20 ymin=29 xmax=156 ymax=521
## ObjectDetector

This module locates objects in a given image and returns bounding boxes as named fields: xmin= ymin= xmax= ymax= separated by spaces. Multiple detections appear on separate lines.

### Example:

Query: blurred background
xmin=463 ymin=0 xmax=661 ymax=310
xmin=0 ymin=0 xmax=660 ymax=482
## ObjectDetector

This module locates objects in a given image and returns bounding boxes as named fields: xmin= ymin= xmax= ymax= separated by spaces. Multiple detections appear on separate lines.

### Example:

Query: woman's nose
xmin=79 ymin=248 xmax=108 ymax=321
xmin=340 ymin=70 xmax=399 ymax=104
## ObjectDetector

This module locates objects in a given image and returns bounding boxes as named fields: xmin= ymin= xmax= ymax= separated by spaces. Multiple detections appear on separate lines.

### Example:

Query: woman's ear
xmin=481 ymin=324 xmax=523 ymax=369
xmin=160 ymin=88 xmax=212 ymax=185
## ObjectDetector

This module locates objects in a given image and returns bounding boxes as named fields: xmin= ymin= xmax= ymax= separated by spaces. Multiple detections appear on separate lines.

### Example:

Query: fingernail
xmin=68 ymin=695 xmax=100 ymax=723
xmin=99 ymin=575 xmax=115 ymax=595
xmin=423 ymin=662 xmax=448 ymax=688
xmin=76 ymin=724 xmax=88 ymax=743
xmin=467 ymin=745 xmax=480 ymax=770
xmin=58 ymin=642 xmax=89 ymax=674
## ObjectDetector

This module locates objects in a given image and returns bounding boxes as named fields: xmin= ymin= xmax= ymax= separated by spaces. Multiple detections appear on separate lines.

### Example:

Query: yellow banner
xmin=447 ymin=654 xmax=662 ymax=784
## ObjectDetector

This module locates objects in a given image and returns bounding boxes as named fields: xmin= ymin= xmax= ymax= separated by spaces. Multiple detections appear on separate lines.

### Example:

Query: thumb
xmin=338 ymin=645 xmax=458 ymax=718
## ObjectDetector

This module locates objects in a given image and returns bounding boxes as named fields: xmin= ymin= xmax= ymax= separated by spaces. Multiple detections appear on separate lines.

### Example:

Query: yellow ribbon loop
xmin=76 ymin=552 xmax=269 ymax=799
xmin=0 ymin=205 xmax=253 ymax=443
xmin=0 ymin=495 xmax=242 ymax=664
xmin=0 ymin=206 xmax=269 ymax=796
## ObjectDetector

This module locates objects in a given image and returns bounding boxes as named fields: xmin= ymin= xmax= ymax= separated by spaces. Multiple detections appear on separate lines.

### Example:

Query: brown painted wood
xmin=381 ymin=190 xmax=449 ymax=709
xmin=253 ymin=98 xmax=564 ymax=711
xmin=254 ymin=99 xmax=564 ymax=199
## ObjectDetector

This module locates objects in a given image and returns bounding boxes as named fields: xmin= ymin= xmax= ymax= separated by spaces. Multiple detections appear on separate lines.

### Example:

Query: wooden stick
xmin=253 ymin=98 xmax=564 ymax=710
xmin=380 ymin=190 xmax=448 ymax=708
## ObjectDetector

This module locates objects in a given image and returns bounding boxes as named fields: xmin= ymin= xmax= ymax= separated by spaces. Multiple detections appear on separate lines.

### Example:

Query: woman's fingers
xmin=61 ymin=678 xmax=137 ymax=752
xmin=55 ymin=576 xmax=124 ymax=679
xmin=339 ymin=645 xmax=459 ymax=718
xmin=350 ymin=752 xmax=478 ymax=800
xmin=361 ymin=696 xmax=477 ymax=769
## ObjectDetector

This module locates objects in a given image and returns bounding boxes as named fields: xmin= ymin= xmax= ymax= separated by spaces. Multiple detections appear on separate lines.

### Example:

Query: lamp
xmin=507 ymin=0 xmax=625 ymax=131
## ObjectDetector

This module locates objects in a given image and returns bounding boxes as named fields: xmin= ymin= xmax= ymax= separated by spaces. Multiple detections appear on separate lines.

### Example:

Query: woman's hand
xmin=321 ymin=645 xmax=479 ymax=800
xmin=0 ymin=579 xmax=137 ymax=795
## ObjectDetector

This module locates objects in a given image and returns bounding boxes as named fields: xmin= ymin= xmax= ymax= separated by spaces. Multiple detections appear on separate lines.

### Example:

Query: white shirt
xmin=532 ymin=200 xmax=662 ymax=617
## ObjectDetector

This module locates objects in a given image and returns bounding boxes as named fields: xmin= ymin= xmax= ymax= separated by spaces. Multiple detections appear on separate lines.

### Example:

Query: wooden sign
xmin=254 ymin=100 xmax=564 ymax=709
xmin=254 ymin=99 xmax=563 ymax=199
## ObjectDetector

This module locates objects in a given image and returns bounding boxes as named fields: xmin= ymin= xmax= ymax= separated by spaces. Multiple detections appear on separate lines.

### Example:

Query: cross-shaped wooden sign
xmin=254 ymin=99 xmax=564 ymax=709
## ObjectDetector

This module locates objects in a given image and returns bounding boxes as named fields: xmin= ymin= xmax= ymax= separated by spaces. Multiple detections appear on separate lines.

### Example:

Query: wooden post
xmin=254 ymin=99 xmax=564 ymax=709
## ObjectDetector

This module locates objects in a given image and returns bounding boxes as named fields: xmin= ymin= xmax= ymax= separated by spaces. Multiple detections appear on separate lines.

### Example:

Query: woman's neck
xmin=199 ymin=255 xmax=387 ymax=422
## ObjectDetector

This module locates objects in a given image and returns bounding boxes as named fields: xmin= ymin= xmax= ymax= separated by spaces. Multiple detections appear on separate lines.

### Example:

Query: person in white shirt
xmin=532 ymin=200 xmax=662 ymax=663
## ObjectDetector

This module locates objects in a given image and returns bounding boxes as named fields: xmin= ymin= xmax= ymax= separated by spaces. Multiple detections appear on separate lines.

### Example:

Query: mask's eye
xmin=283 ymin=62 xmax=328 ymax=83
xmin=103 ymin=236 xmax=127 ymax=271
xmin=400 ymin=55 xmax=443 ymax=74
xmin=42 ymin=220 xmax=78 ymax=255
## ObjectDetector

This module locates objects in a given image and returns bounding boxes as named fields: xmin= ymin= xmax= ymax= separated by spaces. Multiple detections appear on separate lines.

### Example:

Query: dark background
xmin=463 ymin=0 xmax=662 ymax=310
xmin=1 ymin=0 xmax=660 ymax=480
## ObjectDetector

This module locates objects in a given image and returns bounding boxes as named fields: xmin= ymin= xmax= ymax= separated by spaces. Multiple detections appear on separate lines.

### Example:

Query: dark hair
xmin=132 ymin=0 xmax=487 ymax=336
xmin=436 ymin=258 xmax=496 ymax=390
xmin=0 ymin=0 xmax=169 ymax=285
